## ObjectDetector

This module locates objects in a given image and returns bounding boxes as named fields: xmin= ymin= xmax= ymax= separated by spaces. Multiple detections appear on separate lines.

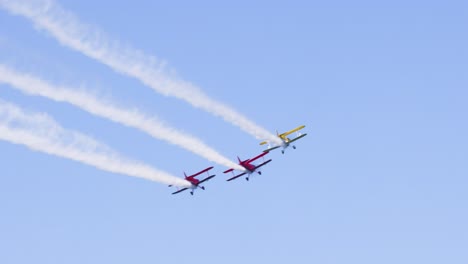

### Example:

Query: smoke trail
xmin=0 ymin=64 xmax=245 ymax=171
xmin=0 ymin=99 xmax=191 ymax=187
xmin=0 ymin=0 xmax=283 ymax=146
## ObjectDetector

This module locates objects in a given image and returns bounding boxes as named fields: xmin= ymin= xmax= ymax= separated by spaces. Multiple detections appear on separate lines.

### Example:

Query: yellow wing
xmin=260 ymin=125 xmax=306 ymax=145
xmin=279 ymin=125 xmax=306 ymax=138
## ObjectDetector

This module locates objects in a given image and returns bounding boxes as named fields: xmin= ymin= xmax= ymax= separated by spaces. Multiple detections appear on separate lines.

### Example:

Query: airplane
xmin=260 ymin=125 xmax=307 ymax=154
xmin=223 ymin=152 xmax=272 ymax=181
xmin=170 ymin=166 xmax=216 ymax=195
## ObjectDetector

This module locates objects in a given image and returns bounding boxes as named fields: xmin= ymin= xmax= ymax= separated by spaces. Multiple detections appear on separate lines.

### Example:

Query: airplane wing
xmin=172 ymin=188 xmax=189 ymax=195
xmin=262 ymin=145 xmax=281 ymax=153
xmin=187 ymin=166 xmax=214 ymax=178
xmin=223 ymin=168 xmax=234 ymax=174
xmin=254 ymin=159 xmax=272 ymax=170
xmin=248 ymin=152 xmax=269 ymax=163
xmin=286 ymin=133 xmax=307 ymax=144
xmin=226 ymin=172 xmax=247 ymax=182
xmin=198 ymin=175 xmax=215 ymax=184
xmin=280 ymin=125 xmax=306 ymax=137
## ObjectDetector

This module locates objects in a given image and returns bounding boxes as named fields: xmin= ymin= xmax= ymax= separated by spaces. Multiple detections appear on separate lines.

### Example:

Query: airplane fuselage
xmin=240 ymin=162 xmax=256 ymax=173
xmin=279 ymin=135 xmax=301 ymax=153
xmin=186 ymin=177 xmax=200 ymax=187
xmin=240 ymin=162 xmax=263 ymax=178
xmin=186 ymin=177 xmax=206 ymax=194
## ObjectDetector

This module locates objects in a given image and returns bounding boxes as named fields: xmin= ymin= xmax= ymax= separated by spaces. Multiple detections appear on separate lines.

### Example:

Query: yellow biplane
xmin=260 ymin=125 xmax=307 ymax=154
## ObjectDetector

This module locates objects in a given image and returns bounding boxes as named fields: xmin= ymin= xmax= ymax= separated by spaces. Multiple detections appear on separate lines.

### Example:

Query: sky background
xmin=0 ymin=0 xmax=467 ymax=263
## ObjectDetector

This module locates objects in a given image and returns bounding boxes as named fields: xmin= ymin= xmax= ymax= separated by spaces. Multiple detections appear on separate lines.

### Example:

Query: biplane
xmin=223 ymin=152 xmax=272 ymax=181
xmin=260 ymin=125 xmax=307 ymax=154
xmin=170 ymin=166 xmax=215 ymax=195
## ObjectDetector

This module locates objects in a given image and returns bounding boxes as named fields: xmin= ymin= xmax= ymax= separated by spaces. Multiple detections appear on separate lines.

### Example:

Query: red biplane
xmin=223 ymin=152 xmax=272 ymax=181
xmin=170 ymin=166 xmax=216 ymax=195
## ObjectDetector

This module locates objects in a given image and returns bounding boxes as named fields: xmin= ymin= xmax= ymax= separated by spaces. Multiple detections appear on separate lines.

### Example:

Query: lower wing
xmin=254 ymin=159 xmax=272 ymax=170
xmin=198 ymin=175 xmax=215 ymax=185
xmin=262 ymin=145 xmax=281 ymax=152
xmin=172 ymin=188 xmax=189 ymax=195
xmin=226 ymin=172 xmax=247 ymax=182
xmin=287 ymin=133 xmax=307 ymax=144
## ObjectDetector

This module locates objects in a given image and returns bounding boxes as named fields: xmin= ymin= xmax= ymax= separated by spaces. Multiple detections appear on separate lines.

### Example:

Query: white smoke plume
xmin=0 ymin=64 xmax=245 ymax=170
xmin=0 ymin=0 xmax=282 ymax=146
xmin=0 ymin=99 xmax=191 ymax=187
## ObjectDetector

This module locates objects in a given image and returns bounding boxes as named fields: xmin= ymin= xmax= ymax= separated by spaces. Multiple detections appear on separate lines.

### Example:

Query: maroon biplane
xmin=223 ymin=152 xmax=272 ymax=181
xmin=170 ymin=166 xmax=216 ymax=195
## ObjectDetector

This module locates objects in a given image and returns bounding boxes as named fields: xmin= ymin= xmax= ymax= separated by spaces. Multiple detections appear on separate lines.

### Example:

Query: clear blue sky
xmin=0 ymin=1 xmax=467 ymax=263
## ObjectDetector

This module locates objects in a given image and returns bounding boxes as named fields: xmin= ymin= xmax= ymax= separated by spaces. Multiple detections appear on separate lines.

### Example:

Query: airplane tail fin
xmin=184 ymin=172 xmax=187 ymax=178
xmin=237 ymin=156 xmax=242 ymax=163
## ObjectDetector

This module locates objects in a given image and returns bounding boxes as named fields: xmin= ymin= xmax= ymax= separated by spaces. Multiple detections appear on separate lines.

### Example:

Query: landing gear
xmin=293 ymin=145 xmax=296 ymax=149
xmin=190 ymin=191 xmax=194 ymax=195
xmin=201 ymin=186 xmax=205 ymax=190
xmin=282 ymin=150 xmax=285 ymax=154
xmin=258 ymin=171 xmax=262 ymax=175
xmin=246 ymin=177 xmax=249 ymax=181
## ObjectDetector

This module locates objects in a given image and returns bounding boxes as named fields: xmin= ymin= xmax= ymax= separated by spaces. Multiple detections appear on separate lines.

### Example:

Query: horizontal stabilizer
xmin=260 ymin=141 xmax=268 ymax=145
xmin=223 ymin=168 xmax=234 ymax=174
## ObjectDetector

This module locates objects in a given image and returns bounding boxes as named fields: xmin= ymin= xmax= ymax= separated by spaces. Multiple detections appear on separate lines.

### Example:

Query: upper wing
xmin=187 ymin=166 xmax=214 ymax=178
xmin=248 ymin=152 xmax=269 ymax=163
xmin=172 ymin=188 xmax=189 ymax=195
xmin=198 ymin=175 xmax=215 ymax=185
xmin=254 ymin=159 xmax=272 ymax=170
xmin=226 ymin=172 xmax=247 ymax=182
xmin=279 ymin=125 xmax=306 ymax=137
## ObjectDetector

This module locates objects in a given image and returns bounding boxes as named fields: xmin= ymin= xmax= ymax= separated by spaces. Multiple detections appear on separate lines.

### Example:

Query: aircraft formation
xmin=0 ymin=1 xmax=308 ymax=192
xmin=170 ymin=125 xmax=307 ymax=195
